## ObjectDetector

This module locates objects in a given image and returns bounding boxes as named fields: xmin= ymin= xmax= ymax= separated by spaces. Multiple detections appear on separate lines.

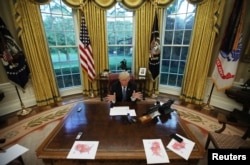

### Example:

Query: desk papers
xmin=109 ymin=106 xmax=136 ymax=116
xmin=0 ymin=144 xmax=28 ymax=165
xmin=166 ymin=133 xmax=195 ymax=160
xmin=143 ymin=139 xmax=170 ymax=164
xmin=67 ymin=141 xmax=99 ymax=159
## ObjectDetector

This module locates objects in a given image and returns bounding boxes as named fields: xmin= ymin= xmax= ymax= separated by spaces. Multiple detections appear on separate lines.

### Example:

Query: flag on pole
xmin=0 ymin=18 xmax=30 ymax=89
xmin=212 ymin=36 xmax=242 ymax=91
xmin=79 ymin=12 xmax=95 ymax=81
xmin=212 ymin=0 xmax=245 ymax=91
xmin=149 ymin=14 xmax=160 ymax=80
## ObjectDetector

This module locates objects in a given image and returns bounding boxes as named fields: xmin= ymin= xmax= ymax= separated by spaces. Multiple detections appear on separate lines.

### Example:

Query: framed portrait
xmin=139 ymin=67 xmax=147 ymax=76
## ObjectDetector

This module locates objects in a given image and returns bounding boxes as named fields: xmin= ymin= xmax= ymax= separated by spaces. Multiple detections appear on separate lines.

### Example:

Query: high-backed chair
xmin=205 ymin=113 xmax=250 ymax=149
xmin=107 ymin=73 xmax=135 ymax=94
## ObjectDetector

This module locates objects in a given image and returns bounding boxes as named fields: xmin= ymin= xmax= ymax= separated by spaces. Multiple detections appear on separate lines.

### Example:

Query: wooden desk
xmin=98 ymin=76 xmax=147 ymax=101
xmin=36 ymin=102 xmax=205 ymax=165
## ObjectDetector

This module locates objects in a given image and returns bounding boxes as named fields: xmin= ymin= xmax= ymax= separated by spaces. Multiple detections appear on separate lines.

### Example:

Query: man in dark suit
xmin=105 ymin=71 xmax=142 ymax=103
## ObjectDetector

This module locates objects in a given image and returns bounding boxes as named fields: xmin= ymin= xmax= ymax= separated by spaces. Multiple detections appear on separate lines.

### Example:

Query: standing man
xmin=105 ymin=71 xmax=142 ymax=103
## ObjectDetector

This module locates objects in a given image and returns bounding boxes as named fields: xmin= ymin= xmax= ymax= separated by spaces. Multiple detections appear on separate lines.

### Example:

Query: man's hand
xmin=132 ymin=90 xmax=142 ymax=100
xmin=105 ymin=92 xmax=116 ymax=102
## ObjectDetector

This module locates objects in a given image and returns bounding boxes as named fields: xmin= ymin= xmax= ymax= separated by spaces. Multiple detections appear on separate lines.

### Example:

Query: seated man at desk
xmin=105 ymin=71 xmax=142 ymax=103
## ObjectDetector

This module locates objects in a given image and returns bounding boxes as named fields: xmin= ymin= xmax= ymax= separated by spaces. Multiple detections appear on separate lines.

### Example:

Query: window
xmin=107 ymin=3 xmax=134 ymax=73
xmin=160 ymin=0 xmax=196 ymax=89
xmin=40 ymin=0 xmax=81 ymax=95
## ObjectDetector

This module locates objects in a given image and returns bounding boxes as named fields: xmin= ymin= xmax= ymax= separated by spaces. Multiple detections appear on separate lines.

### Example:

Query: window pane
xmin=160 ymin=0 xmax=196 ymax=87
xmin=160 ymin=73 xmax=169 ymax=84
xmin=175 ymin=15 xmax=185 ymax=29
xmin=173 ymin=30 xmax=183 ymax=44
xmin=185 ymin=13 xmax=195 ymax=29
xmin=168 ymin=74 xmax=177 ymax=86
xmin=181 ymin=47 xmax=188 ymax=60
xmin=164 ymin=31 xmax=173 ymax=44
xmin=162 ymin=46 xmax=171 ymax=59
xmin=161 ymin=60 xmax=170 ymax=72
xmin=172 ymin=47 xmax=181 ymax=60
xmin=107 ymin=3 xmax=134 ymax=73
xmin=183 ymin=30 xmax=192 ymax=44
xmin=40 ymin=0 xmax=81 ymax=90
xmin=165 ymin=15 xmax=175 ymax=30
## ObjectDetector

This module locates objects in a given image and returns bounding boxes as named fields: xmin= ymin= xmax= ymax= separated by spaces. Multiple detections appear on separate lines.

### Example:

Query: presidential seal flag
xmin=79 ymin=12 xmax=95 ymax=81
xmin=0 ymin=18 xmax=30 ymax=89
xmin=149 ymin=14 xmax=160 ymax=80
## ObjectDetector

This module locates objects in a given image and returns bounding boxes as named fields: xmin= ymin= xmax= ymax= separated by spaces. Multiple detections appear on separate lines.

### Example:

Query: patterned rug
xmin=0 ymin=102 xmax=77 ymax=148
xmin=172 ymin=104 xmax=244 ymax=136
xmin=0 ymin=98 xmax=244 ymax=149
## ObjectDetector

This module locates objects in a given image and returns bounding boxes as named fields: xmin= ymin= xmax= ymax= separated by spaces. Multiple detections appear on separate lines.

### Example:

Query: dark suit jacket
xmin=110 ymin=80 xmax=137 ymax=102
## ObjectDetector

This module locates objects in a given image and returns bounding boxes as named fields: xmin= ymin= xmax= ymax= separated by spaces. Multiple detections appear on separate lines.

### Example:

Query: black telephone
xmin=144 ymin=99 xmax=175 ymax=115
xmin=158 ymin=99 xmax=175 ymax=115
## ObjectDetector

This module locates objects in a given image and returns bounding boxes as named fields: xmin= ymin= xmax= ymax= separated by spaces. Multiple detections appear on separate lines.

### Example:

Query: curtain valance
xmin=31 ymin=0 xmax=208 ymax=8
xmin=91 ymin=0 xmax=175 ymax=9
xmin=31 ymin=0 xmax=176 ymax=9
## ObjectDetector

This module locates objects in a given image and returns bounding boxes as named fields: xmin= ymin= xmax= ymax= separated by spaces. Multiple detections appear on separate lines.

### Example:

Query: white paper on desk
xmin=128 ymin=109 xmax=136 ymax=116
xmin=67 ymin=141 xmax=99 ymax=159
xmin=143 ymin=139 xmax=170 ymax=164
xmin=109 ymin=106 xmax=129 ymax=116
xmin=0 ymin=144 xmax=29 ymax=165
xmin=166 ymin=134 xmax=195 ymax=160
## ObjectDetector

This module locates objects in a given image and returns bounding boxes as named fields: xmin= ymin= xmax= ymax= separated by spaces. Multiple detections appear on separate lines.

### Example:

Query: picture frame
xmin=139 ymin=67 xmax=147 ymax=76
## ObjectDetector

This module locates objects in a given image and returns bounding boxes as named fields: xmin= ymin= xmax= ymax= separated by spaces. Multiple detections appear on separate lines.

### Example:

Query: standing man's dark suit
xmin=110 ymin=80 xmax=137 ymax=102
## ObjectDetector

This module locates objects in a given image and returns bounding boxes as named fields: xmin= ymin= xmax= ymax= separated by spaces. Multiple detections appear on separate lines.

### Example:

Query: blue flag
xmin=0 ymin=18 xmax=30 ymax=89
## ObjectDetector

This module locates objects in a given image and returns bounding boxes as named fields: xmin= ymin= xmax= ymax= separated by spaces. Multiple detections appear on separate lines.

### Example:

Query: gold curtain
xmin=11 ymin=0 xmax=61 ymax=106
xmin=134 ymin=2 xmax=166 ymax=96
xmin=80 ymin=2 xmax=108 ymax=96
xmin=180 ymin=0 xmax=225 ymax=105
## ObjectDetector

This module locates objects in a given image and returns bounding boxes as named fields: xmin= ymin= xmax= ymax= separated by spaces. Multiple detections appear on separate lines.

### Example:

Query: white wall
xmin=159 ymin=78 xmax=242 ymax=112
xmin=0 ymin=82 xmax=36 ymax=116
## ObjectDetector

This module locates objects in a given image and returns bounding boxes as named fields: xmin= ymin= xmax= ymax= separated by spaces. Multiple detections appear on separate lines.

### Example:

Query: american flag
xmin=79 ymin=13 xmax=95 ymax=81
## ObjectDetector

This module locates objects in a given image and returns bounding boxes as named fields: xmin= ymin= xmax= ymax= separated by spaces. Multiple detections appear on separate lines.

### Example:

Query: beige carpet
xmin=0 ymin=98 xmax=244 ymax=165
xmin=172 ymin=104 xmax=244 ymax=136
xmin=0 ymin=103 xmax=76 ymax=148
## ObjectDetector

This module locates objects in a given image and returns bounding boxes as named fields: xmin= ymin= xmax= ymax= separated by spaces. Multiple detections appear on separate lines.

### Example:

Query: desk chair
xmin=107 ymin=73 xmax=135 ymax=92
xmin=205 ymin=113 xmax=250 ymax=149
